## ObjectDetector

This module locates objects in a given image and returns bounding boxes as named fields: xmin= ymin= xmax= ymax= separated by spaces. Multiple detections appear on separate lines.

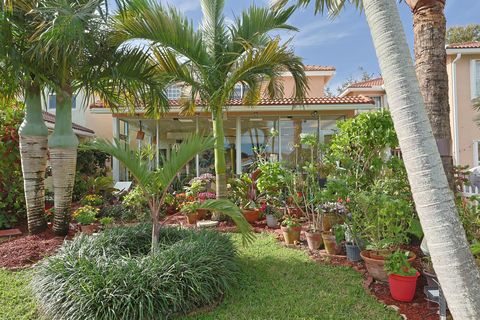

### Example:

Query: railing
xmin=462 ymin=185 xmax=480 ymax=197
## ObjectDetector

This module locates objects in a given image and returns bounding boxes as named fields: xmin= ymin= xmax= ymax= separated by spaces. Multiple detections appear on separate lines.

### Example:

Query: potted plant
xmin=281 ymin=216 xmax=301 ymax=245
xmin=384 ymin=250 xmax=420 ymax=302
xmin=197 ymin=191 xmax=216 ymax=220
xmin=263 ymin=203 xmax=282 ymax=228
xmin=180 ymin=202 xmax=199 ymax=225
xmin=73 ymin=205 xmax=99 ymax=234
xmin=305 ymin=207 xmax=323 ymax=251
xmin=229 ymin=174 xmax=262 ymax=223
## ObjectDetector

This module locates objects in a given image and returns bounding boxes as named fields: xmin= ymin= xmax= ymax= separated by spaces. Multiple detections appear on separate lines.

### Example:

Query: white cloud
xmin=292 ymin=19 xmax=352 ymax=47
xmin=163 ymin=0 xmax=200 ymax=13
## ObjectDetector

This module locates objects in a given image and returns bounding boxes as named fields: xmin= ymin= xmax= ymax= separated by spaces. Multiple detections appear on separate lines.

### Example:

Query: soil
xmin=0 ymin=221 xmax=74 ymax=270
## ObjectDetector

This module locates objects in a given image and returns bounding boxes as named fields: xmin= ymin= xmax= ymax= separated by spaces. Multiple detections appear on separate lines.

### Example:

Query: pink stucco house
xmin=341 ymin=41 xmax=480 ymax=169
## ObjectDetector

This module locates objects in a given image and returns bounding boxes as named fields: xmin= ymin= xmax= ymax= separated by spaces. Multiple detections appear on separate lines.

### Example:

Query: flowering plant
xmin=179 ymin=201 xmax=199 ymax=215
xmin=80 ymin=194 xmax=104 ymax=206
xmin=197 ymin=192 xmax=216 ymax=202
xmin=73 ymin=205 xmax=99 ymax=225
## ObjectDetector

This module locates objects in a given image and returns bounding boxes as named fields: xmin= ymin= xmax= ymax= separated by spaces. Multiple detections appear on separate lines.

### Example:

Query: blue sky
xmin=112 ymin=0 xmax=480 ymax=93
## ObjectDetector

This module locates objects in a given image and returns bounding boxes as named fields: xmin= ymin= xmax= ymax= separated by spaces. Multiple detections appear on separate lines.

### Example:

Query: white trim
xmin=235 ymin=117 xmax=241 ymax=175
xmin=473 ymin=140 xmax=479 ymax=168
xmin=91 ymin=103 xmax=375 ymax=115
xmin=471 ymin=59 xmax=480 ymax=100
xmin=112 ymin=118 xmax=120 ymax=182
xmin=195 ymin=115 xmax=200 ymax=177
xmin=280 ymin=70 xmax=335 ymax=77
xmin=452 ymin=53 xmax=462 ymax=165
xmin=446 ymin=48 xmax=480 ymax=55
xmin=339 ymin=86 xmax=385 ymax=97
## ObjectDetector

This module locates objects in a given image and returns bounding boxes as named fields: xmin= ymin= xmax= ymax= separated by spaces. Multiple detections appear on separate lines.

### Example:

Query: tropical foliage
xmin=112 ymin=0 xmax=308 ymax=201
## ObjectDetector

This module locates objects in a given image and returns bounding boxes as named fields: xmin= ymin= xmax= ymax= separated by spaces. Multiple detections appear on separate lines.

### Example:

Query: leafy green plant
xmin=100 ymin=204 xmax=136 ymax=222
xmin=180 ymin=202 xmax=199 ymax=215
xmin=73 ymin=206 xmax=98 ymax=225
xmin=32 ymin=225 xmax=239 ymax=320
xmin=80 ymin=194 xmax=104 ymax=206
xmin=99 ymin=216 xmax=114 ymax=227
xmin=91 ymin=135 xmax=253 ymax=250
xmin=384 ymin=250 xmax=417 ymax=276
xmin=123 ymin=185 xmax=149 ymax=218
xmin=282 ymin=216 xmax=300 ymax=228
xmin=256 ymin=161 xmax=288 ymax=198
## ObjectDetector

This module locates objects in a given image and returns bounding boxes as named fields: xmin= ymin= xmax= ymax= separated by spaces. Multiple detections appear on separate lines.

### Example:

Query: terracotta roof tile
xmin=304 ymin=65 xmax=336 ymax=71
xmin=446 ymin=41 xmax=480 ymax=49
xmin=347 ymin=77 xmax=384 ymax=88
xmin=91 ymin=95 xmax=374 ymax=110
xmin=42 ymin=111 xmax=95 ymax=134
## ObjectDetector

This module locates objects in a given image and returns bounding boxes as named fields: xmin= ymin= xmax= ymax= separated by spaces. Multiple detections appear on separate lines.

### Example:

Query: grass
xmin=0 ymin=233 xmax=400 ymax=320
xmin=0 ymin=269 xmax=37 ymax=320
xmin=184 ymin=234 xmax=400 ymax=320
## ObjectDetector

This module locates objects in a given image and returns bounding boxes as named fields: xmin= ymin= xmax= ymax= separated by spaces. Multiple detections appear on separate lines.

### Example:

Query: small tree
xmin=92 ymin=134 xmax=254 ymax=251
xmin=446 ymin=24 xmax=480 ymax=44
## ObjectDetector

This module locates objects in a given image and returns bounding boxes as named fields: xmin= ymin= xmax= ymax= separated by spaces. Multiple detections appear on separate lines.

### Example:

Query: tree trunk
xmin=212 ymin=108 xmax=227 ymax=220
xmin=362 ymin=0 xmax=480 ymax=318
xmin=151 ymin=201 xmax=160 ymax=252
xmin=408 ymin=0 xmax=455 ymax=190
xmin=18 ymin=85 xmax=49 ymax=234
xmin=49 ymin=90 xmax=79 ymax=236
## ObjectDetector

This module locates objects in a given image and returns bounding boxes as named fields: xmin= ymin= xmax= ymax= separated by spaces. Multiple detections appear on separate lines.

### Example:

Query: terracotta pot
xmin=322 ymin=213 xmax=344 ymax=232
xmin=287 ymin=206 xmax=303 ymax=218
xmin=186 ymin=213 xmax=197 ymax=225
xmin=196 ymin=208 xmax=208 ymax=220
xmin=361 ymin=250 xmax=416 ymax=282
xmin=80 ymin=224 xmax=98 ymax=235
xmin=266 ymin=214 xmax=279 ymax=228
xmin=322 ymin=232 xmax=337 ymax=254
xmin=305 ymin=230 xmax=323 ymax=250
xmin=281 ymin=225 xmax=301 ymax=244
xmin=388 ymin=272 xmax=420 ymax=302
xmin=242 ymin=209 xmax=260 ymax=223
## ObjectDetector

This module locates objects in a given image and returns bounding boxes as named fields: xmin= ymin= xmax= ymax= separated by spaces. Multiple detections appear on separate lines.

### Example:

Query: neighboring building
xmin=89 ymin=65 xmax=376 ymax=182
xmin=340 ymin=41 xmax=480 ymax=169
xmin=446 ymin=42 xmax=480 ymax=168
xmin=339 ymin=77 xmax=387 ymax=109
xmin=42 ymin=111 xmax=95 ymax=141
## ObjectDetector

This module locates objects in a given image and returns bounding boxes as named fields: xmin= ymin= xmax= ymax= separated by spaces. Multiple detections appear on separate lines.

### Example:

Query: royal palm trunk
xmin=49 ymin=91 xmax=79 ymax=236
xmin=408 ymin=0 xmax=455 ymax=189
xmin=212 ymin=108 xmax=227 ymax=220
xmin=18 ymin=85 xmax=49 ymax=234
xmin=362 ymin=0 xmax=480 ymax=317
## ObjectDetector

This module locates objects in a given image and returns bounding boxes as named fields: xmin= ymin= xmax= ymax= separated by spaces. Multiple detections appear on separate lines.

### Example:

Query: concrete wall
xmin=281 ymin=75 xmax=327 ymax=98
xmin=448 ymin=53 xmax=480 ymax=168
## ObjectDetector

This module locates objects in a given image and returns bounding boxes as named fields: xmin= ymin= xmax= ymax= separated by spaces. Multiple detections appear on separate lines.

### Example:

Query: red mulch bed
xmin=0 ymin=222 xmax=74 ymax=270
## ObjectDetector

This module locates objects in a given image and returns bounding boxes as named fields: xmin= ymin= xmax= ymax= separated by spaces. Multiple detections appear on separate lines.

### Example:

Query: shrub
xmin=32 ymin=225 xmax=238 ymax=320
xmin=72 ymin=206 xmax=99 ymax=225
xmin=80 ymin=194 xmax=104 ymax=206
xmin=123 ymin=186 xmax=149 ymax=220
xmin=100 ymin=204 xmax=136 ymax=222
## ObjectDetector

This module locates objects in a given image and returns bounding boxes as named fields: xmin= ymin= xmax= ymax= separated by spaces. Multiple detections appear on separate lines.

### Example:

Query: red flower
xmin=337 ymin=198 xmax=343 ymax=203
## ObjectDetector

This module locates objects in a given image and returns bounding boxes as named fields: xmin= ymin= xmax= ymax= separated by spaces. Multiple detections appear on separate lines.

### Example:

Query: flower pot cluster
xmin=178 ymin=174 xmax=217 ymax=225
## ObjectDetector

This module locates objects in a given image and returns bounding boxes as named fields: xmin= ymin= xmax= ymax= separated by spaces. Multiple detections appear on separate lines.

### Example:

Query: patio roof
xmin=42 ymin=111 xmax=95 ymax=136
xmin=446 ymin=41 xmax=480 ymax=49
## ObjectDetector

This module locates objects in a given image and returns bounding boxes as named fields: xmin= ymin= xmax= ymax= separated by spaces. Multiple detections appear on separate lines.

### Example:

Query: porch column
xmin=236 ymin=116 xmax=241 ymax=175
xmin=112 ymin=117 xmax=120 ymax=182
xmin=156 ymin=120 xmax=159 ymax=170
xmin=195 ymin=115 xmax=200 ymax=177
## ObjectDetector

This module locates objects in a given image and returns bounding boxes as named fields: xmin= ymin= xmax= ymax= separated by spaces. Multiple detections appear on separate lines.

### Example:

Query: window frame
xmin=166 ymin=85 xmax=182 ymax=100
xmin=471 ymin=59 xmax=480 ymax=99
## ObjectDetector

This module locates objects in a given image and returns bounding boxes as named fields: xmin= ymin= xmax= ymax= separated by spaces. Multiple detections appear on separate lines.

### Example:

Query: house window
xmin=48 ymin=94 xmax=77 ymax=110
xmin=166 ymin=85 xmax=181 ymax=99
xmin=472 ymin=60 xmax=480 ymax=99
xmin=230 ymin=84 xmax=244 ymax=99
xmin=474 ymin=140 xmax=480 ymax=168
xmin=372 ymin=96 xmax=382 ymax=108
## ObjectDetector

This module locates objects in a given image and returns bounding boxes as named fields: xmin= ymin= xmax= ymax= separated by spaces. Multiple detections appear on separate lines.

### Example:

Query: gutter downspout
xmin=452 ymin=53 xmax=462 ymax=165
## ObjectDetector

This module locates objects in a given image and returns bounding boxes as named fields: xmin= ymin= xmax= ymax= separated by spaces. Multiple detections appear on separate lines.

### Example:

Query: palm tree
xmin=91 ymin=134 xmax=254 ymax=251
xmin=112 ymin=0 xmax=308 ymax=213
xmin=29 ymin=0 xmax=168 ymax=236
xmin=0 ymin=1 xmax=51 ymax=234
xmin=273 ymin=0 xmax=480 ymax=317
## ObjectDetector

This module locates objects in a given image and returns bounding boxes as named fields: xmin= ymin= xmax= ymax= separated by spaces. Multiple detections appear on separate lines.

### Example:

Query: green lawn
xmin=0 ymin=269 xmax=37 ymax=320
xmin=0 ymin=234 xmax=399 ymax=320
xmin=185 ymin=234 xmax=400 ymax=320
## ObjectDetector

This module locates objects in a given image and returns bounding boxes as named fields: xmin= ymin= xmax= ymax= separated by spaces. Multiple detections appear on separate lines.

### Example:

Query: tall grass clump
xmin=31 ymin=225 xmax=238 ymax=320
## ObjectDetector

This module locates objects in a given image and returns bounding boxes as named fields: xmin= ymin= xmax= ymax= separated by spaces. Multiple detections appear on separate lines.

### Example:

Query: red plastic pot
xmin=388 ymin=272 xmax=420 ymax=302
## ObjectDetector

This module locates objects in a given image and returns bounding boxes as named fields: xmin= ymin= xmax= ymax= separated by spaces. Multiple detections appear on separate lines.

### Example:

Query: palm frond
xmin=198 ymin=199 xmax=255 ymax=246
xmin=200 ymin=0 xmax=228 ymax=59
xmin=156 ymin=134 xmax=215 ymax=192
xmin=89 ymin=138 xmax=153 ymax=192
xmin=271 ymin=0 xmax=362 ymax=17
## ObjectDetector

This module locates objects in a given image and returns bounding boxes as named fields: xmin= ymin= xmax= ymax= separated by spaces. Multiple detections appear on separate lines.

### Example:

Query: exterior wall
xmin=84 ymin=110 xmax=113 ymax=140
xmin=448 ymin=53 xmax=480 ymax=168
xmin=281 ymin=75 xmax=327 ymax=98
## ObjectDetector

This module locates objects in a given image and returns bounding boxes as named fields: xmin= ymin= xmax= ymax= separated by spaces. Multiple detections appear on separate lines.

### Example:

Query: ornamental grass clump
xmin=31 ymin=224 xmax=238 ymax=320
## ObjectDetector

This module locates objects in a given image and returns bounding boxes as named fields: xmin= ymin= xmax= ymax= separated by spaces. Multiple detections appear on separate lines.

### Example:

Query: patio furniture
xmin=424 ymin=278 xmax=447 ymax=320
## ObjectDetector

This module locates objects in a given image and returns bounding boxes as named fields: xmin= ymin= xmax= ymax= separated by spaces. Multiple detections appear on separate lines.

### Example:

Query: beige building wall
xmin=281 ymin=75 xmax=327 ymax=98
xmin=85 ymin=110 xmax=113 ymax=140
xmin=448 ymin=53 xmax=480 ymax=168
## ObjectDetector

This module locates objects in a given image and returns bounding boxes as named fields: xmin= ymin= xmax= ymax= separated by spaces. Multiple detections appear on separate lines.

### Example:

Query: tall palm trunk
xmin=407 ymin=0 xmax=455 ymax=189
xmin=49 ymin=90 xmax=79 ymax=236
xmin=362 ymin=0 xmax=480 ymax=318
xmin=212 ymin=108 xmax=227 ymax=220
xmin=18 ymin=84 xmax=48 ymax=234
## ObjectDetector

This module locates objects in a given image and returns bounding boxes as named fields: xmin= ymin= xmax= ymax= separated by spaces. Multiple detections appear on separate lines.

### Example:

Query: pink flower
xmin=260 ymin=203 xmax=267 ymax=212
